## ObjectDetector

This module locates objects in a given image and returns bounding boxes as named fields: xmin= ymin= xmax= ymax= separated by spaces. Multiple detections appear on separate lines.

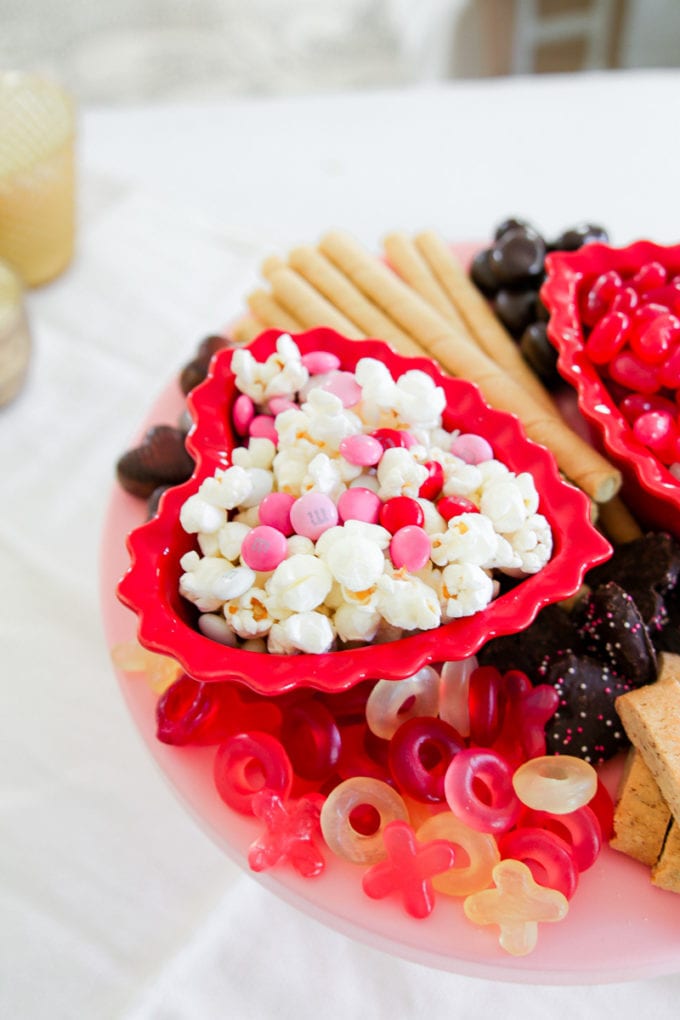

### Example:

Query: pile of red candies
xmin=155 ymin=663 xmax=614 ymax=934
xmin=580 ymin=260 xmax=680 ymax=477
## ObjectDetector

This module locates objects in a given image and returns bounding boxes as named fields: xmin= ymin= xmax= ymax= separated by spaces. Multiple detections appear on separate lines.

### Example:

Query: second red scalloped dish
xmin=542 ymin=240 xmax=680 ymax=537
xmin=117 ymin=328 xmax=610 ymax=696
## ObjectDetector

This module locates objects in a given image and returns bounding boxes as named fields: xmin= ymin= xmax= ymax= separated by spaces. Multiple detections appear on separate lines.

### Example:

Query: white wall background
xmin=1 ymin=0 xmax=679 ymax=104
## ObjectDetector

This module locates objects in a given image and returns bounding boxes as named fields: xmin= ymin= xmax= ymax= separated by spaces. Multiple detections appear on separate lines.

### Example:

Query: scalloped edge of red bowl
xmin=542 ymin=240 xmax=680 ymax=536
xmin=117 ymin=328 xmax=611 ymax=696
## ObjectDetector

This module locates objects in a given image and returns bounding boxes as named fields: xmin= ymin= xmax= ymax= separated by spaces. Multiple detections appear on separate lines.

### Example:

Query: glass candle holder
xmin=0 ymin=71 xmax=76 ymax=287
xmin=0 ymin=258 xmax=31 ymax=406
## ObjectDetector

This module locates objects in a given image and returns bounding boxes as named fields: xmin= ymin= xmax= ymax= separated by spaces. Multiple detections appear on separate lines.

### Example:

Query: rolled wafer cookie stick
xmin=263 ymin=263 xmax=364 ymax=339
xmin=383 ymin=232 xmax=467 ymax=326
xmin=288 ymin=244 xmax=422 ymax=356
xmin=319 ymin=230 xmax=621 ymax=503
xmin=230 ymin=315 xmax=265 ymax=344
xmin=596 ymin=495 xmax=643 ymax=545
xmin=246 ymin=289 xmax=305 ymax=334
xmin=414 ymin=230 xmax=557 ymax=414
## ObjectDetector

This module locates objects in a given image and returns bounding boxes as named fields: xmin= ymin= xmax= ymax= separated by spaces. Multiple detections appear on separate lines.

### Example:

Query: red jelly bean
xmin=630 ymin=302 xmax=669 ymax=342
xmin=361 ymin=820 xmax=456 ymax=918
xmin=468 ymin=666 xmax=504 ymax=746
xmin=280 ymin=700 xmax=342 ymax=782
xmin=437 ymin=495 xmax=479 ymax=520
xmin=633 ymin=410 xmax=676 ymax=451
xmin=444 ymin=748 xmax=522 ymax=834
xmin=379 ymin=495 xmax=424 ymax=534
xmin=630 ymin=311 xmax=680 ymax=365
xmin=214 ymin=731 xmax=293 ymax=815
xmin=609 ymin=350 xmax=661 ymax=394
xmin=517 ymin=805 xmax=602 ymax=871
xmin=585 ymin=311 xmax=629 ymax=365
xmin=418 ymin=459 xmax=444 ymax=500
xmin=618 ymin=392 xmax=677 ymax=424
xmin=660 ymin=344 xmax=680 ymax=389
xmin=581 ymin=270 xmax=623 ymax=327
xmin=388 ymin=716 xmax=466 ymax=803
xmin=610 ymin=286 xmax=639 ymax=315
xmin=630 ymin=260 xmax=667 ymax=294
xmin=497 ymin=827 xmax=578 ymax=899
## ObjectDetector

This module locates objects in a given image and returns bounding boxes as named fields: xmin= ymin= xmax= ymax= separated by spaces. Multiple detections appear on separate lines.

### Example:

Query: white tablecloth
xmin=2 ymin=70 xmax=680 ymax=1019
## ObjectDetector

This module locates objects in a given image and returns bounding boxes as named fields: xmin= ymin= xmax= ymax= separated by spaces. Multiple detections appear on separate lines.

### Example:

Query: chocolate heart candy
xmin=543 ymin=653 xmax=633 ymax=764
xmin=493 ymin=288 xmax=540 ymax=339
xmin=180 ymin=334 xmax=230 ymax=395
xmin=116 ymin=424 xmax=194 ymax=498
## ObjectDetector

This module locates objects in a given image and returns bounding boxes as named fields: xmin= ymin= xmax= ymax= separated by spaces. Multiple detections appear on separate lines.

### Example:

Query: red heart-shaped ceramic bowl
xmin=117 ymin=328 xmax=611 ymax=696
xmin=542 ymin=240 xmax=680 ymax=537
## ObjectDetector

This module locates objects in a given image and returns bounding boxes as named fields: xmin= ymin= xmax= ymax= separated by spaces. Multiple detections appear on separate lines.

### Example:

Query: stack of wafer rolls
xmin=612 ymin=653 xmax=680 ymax=893
xmin=234 ymin=228 xmax=628 ymax=515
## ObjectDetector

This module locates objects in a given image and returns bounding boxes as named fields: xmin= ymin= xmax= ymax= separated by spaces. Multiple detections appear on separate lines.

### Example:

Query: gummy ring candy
xmin=388 ymin=716 xmax=465 ymax=803
xmin=497 ymin=826 xmax=579 ymax=900
xmin=416 ymin=812 xmax=500 ymax=897
xmin=517 ymin=805 xmax=602 ymax=872
xmin=280 ymin=699 xmax=341 ymax=782
xmin=512 ymin=755 xmax=597 ymax=814
xmin=213 ymin=731 xmax=293 ymax=816
xmin=437 ymin=656 xmax=477 ymax=738
xmin=319 ymin=776 xmax=409 ymax=864
xmin=444 ymin=747 xmax=521 ymax=834
xmin=365 ymin=667 xmax=440 ymax=740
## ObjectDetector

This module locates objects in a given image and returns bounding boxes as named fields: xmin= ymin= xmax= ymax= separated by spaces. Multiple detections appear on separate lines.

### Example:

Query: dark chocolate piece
xmin=489 ymin=226 xmax=546 ymax=286
xmin=577 ymin=582 xmax=657 ymax=687
xmin=116 ymin=424 xmax=194 ymax=498
xmin=543 ymin=653 xmax=632 ymax=763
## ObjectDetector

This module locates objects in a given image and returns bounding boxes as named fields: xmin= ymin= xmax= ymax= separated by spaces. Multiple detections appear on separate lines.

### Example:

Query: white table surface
xmin=2 ymin=69 xmax=680 ymax=1020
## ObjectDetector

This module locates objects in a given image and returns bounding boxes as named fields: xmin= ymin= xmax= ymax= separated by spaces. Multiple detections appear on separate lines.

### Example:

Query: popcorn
xmin=377 ymin=447 xmax=429 ymax=500
xmin=430 ymin=513 xmax=517 ymax=570
xmin=334 ymin=602 xmax=382 ymax=643
xmin=199 ymin=465 xmax=253 ymax=510
xmin=217 ymin=521 xmax=251 ymax=561
xmin=225 ymin=587 xmax=275 ymax=638
xmin=238 ymin=467 xmax=273 ymax=509
xmin=321 ymin=533 xmax=385 ymax=591
xmin=180 ymin=494 xmax=226 ymax=535
xmin=440 ymin=563 xmax=495 ymax=619
xmin=266 ymin=553 xmax=333 ymax=613
xmin=503 ymin=513 xmax=553 ymax=575
xmin=232 ymin=333 xmax=308 ymax=403
xmin=376 ymin=573 xmax=441 ymax=631
xmin=180 ymin=555 xmax=254 ymax=612
xmin=231 ymin=437 xmax=276 ymax=470
xmin=268 ymin=611 xmax=335 ymax=654
xmin=480 ymin=479 xmax=531 ymax=534
xmin=393 ymin=369 xmax=446 ymax=429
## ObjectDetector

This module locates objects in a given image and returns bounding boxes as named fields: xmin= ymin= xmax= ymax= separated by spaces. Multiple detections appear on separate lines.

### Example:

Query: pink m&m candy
xmin=301 ymin=351 xmax=341 ymax=374
xmin=390 ymin=525 xmax=431 ymax=572
xmin=337 ymin=486 xmax=382 ymax=524
xmin=339 ymin=434 xmax=384 ymax=467
xmin=268 ymin=396 xmax=297 ymax=415
xmin=241 ymin=525 xmax=288 ymax=572
xmin=259 ymin=492 xmax=296 ymax=535
xmin=249 ymin=415 xmax=278 ymax=444
xmin=321 ymin=371 xmax=362 ymax=407
xmin=290 ymin=492 xmax=339 ymax=540
xmin=232 ymin=393 xmax=255 ymax=436
xmin=450 ymin=433 xmax=494 ymax=464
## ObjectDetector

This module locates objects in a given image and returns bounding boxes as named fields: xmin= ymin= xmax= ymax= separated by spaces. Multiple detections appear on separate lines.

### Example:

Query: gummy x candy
xmin=248 ymin=789 xmax=325 ymax=877
xmin=361 ymin=820 xmax=456 ymax=918
xmin=463 ymin=859 xmax=568 ymax=956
